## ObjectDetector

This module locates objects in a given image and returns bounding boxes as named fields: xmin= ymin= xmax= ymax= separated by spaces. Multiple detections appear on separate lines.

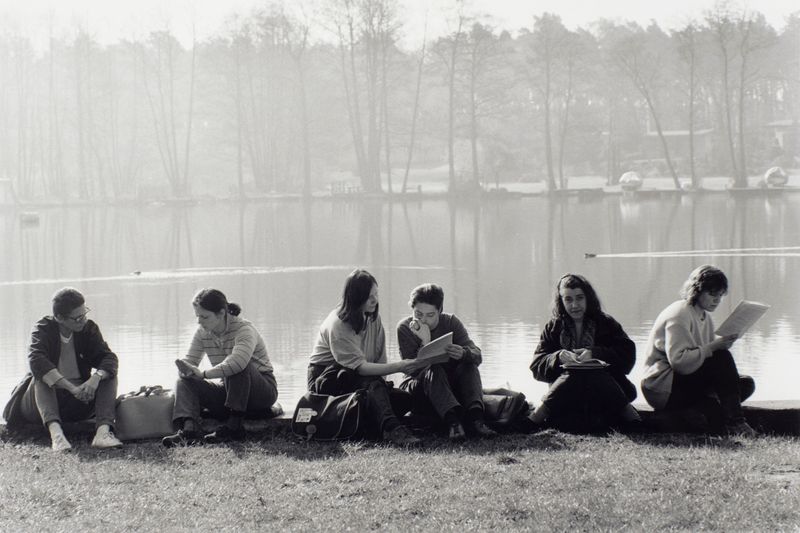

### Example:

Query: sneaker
xmin=726 ymin=420 xmax=758 ymax=437
xmin=467 ymin=420 xmax=498 ymax=438
xmin=448 ymin=422 xmax=466 ymax=441
xmin=51 ymin=432 xmax=72 ymax=452
xmin=91 ymin=429 xmax=123 ymax=449
xmin=161 ymin=429 xmax=201 ymax=448
xmin=384 ymin=425 xmax=422 ymax=447
xmin=203 ymin=425 xmax=246 ymax=444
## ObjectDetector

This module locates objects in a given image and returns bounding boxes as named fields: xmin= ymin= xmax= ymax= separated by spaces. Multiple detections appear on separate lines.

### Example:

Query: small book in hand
xmin=561 ymin=358 xmax=609 ymax=370
xmin=175 ymin=359 xmax=196 ymax=377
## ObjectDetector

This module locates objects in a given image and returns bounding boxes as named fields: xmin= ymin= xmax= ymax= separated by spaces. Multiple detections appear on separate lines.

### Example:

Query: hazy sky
xmin=0 ymin=0 xmax=796 ymax=49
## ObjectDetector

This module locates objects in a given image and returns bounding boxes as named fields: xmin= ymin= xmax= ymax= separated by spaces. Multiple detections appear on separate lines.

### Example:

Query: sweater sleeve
xmin=205 ymin=326 xmax=257 ymax=378
xmin=397 ymin=318 xmax=422 ymax=360
xmin=591 ymin=315 xmax=636 ymax=375
xmin=530 ymin=320 xmax=565 ymax=383
xmin=448 ymin=315 xmax=481 ymax=365
xmin=664 ymin=312 xmax=711 ymax=375
xmin=328 ymin=321 xmax=367 ymax=370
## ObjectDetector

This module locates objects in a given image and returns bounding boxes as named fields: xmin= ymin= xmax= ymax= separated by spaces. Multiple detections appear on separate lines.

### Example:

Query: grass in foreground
xmin=0 ymin=425 xmax=798 ymax=532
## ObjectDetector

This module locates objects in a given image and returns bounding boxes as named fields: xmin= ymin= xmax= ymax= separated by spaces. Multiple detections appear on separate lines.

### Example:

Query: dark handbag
xmin=291 ymin=390 xmax=367 ymax=440
xmin=115 ymin=386 xmax=175 ymax=441
xmin=2 ymin=374 xmax=33 ymax=429
xmin=483 ymin=387 xmax=531 ymax=428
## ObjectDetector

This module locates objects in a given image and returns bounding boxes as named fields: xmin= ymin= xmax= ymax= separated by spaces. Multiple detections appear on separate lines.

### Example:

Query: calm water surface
xmin=2 ymin=194 xmax=799 ymax=419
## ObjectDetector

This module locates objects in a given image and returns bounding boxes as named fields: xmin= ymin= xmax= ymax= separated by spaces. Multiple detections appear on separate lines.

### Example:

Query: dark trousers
xmin=172 ymin=361 xmax=278 ymax=423
xmin=400 ymin=361 xmax=484 ymax=421
xmin=541 ymin=370 xmax=632 ymax=431
xmin=666 ymin=349 xmax=755 ymax=426
xmin=306 ymin=363 xmax=410 ymax=435
xmin=19 ymin=377 xmax=118 ymax=429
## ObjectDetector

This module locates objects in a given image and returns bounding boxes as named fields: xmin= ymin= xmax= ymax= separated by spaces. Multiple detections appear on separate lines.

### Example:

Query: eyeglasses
xmin=67 ymin=307 xmax=91 ymax=322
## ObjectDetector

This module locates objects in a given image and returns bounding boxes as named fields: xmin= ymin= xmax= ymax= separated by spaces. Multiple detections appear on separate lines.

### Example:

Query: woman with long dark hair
xmin=162 ymin=288 xmax=278 ymax=446
xmin=528 ymin=274 xmax=639 ymax=432
xmin=641 ymin=265 xmax=756 ymax=435
xmin=308 ymin=269 xmax=427 ymax=446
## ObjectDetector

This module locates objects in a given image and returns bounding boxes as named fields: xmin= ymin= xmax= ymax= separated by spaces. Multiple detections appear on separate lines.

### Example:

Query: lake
xmin=2 ymin=193 xmax=799 ymax=422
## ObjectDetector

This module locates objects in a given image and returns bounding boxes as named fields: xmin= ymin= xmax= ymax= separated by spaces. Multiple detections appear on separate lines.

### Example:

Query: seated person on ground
xmin=528 ymin=274 xmax=640 ymax=433
xmin=307 ymin=269 xmax=427 ymax=447
xmin=3 ymin=287 xmax=122 ymax=451
xmin=162 ymin=288 xmax=279 ymax=446
xmin=396 ymin=283 xmax=497 ymax=440
xmin=641 ymin=265 xmax=757 ymax=436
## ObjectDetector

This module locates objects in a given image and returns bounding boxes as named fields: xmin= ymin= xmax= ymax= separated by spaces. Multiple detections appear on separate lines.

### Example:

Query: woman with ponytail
xmin=162 ymin=288 xmax=278 ymax=446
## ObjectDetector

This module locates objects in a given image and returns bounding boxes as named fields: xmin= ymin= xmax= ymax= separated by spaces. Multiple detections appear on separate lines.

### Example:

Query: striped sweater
xmin=183 ymin=314 xmax=273 ymax=379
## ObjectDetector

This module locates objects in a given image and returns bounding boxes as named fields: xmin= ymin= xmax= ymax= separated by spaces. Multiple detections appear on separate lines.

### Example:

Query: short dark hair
xmin=192 ymin=288 xmax=241 ymax=316
xmin=680 ymin=265 xmax=728 ymax=305
xmin=52 ymin=287 xmax=85 ymax=317
xmin=408 ymin=283 xmax=444 ymax=311
xmin=553 ymin=274 xmax=602 ymax=320
xmin=337 ymin=269 xmax=378 ymax=333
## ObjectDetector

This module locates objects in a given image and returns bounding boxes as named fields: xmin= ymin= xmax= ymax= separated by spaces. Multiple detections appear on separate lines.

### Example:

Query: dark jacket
xmin=27 ymin=316 xmax=118 ymax=381
xmin=530 ymin=313 xmax=637 ymax=401
xmin=3 ymin=317 xmax=118 ymax=426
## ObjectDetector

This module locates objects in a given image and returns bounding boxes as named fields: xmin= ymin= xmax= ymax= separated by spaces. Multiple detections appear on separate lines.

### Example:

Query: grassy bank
xmin=1 ymin=426 xmax=798 ymax=532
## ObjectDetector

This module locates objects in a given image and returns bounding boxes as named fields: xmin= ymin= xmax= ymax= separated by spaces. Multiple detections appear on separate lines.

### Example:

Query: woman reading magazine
xmin=641 ymin=265 xmax=757 ymax=436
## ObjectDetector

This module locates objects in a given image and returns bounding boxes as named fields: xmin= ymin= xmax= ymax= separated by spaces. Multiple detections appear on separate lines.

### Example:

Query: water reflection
xmin=1 ymin=195 xmax=799 ymax=420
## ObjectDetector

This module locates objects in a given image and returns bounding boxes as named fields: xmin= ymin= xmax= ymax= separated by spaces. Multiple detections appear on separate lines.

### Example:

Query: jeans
xmin=666 ymin=349 xmax=755 ymax=425
xmin=400 ymin=361 xmax=484 ymax=421
xmin=172 ymin=361 xmax=278 ymax=424
xmin=19 ymin=376 xmax=118 ymax=429
xmin=306 ymin=363 xmax=410 ymax=435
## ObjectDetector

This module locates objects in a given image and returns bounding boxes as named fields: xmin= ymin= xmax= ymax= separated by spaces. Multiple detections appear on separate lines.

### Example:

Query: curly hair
xmin=680 ymin=265 xmax=728 ymax=305
xmin=552 ymin=274 xmax=602 ymax=320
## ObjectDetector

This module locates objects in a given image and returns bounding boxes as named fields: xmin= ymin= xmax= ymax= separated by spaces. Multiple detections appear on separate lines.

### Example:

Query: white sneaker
xmin=91 ymin=429 xmax=123 ymax=449
xmin=51 ymin=432 xmax=72 ymax=452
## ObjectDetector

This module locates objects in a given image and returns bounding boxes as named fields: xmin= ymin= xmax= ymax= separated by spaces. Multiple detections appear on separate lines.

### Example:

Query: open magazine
xmin=416 ymin=332 xmax=453 ymax=365
xmin=715 ymin=300 xmax=770 ymax=337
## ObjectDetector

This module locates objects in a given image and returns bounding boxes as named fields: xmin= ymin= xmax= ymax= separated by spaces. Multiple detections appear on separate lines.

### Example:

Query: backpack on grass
xmin=291 ymin=390 xmax=367 ymax=441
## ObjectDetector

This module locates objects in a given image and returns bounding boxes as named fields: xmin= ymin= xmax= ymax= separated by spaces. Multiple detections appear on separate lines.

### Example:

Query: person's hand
xmin=75 ymin=375 xmax=101 ymax=403
xmin=573 ymin=348 xmax=593 ymax=362
xmin=709 ymin=334 xmax=738 ymax=352
xmin=400 ymin=358 xmax=429 ymax=374
xmin=446 ymin=344 xmax=465 ymax=360
xmin=558 ymin=350 xmax=579 ymax=365
xmin=409 ymin=320 xmax=431 ymax=345
xmin=176 ymin=359 xmax=204 ymax=381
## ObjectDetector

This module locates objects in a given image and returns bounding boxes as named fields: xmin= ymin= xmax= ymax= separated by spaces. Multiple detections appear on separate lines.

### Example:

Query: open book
xmin=715 ymin=300 xmax=770 ymax=337
xmin=561 ymin=358 xmax=609 ymax=370
xmin=416 ymin=332 xmax=453 ymax=365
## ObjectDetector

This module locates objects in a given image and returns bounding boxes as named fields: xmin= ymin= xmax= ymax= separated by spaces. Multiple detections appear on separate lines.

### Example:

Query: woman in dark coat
xmin=528 ymin=274 xmax=640 ymax=432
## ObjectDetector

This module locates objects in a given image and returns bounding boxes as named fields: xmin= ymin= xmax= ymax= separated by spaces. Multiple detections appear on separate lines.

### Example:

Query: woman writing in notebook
xmin=528 ymin=274 xmax=640 ymax=433
xmin=640 ymin=265 xmax=757 ymax=436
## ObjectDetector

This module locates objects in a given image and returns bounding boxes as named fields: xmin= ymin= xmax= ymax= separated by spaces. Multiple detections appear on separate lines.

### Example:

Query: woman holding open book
xmin=307 ymin=269 xmax=427 ymax=447
xmin=528 ymin=274 xmax=640 ymax=433
xmin=641 ymin=265 xmax=757 ymax=436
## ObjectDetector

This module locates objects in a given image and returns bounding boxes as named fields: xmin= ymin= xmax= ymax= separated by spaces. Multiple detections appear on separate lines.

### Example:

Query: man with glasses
xmin=2 ymin=287 xmax=122 ymax=450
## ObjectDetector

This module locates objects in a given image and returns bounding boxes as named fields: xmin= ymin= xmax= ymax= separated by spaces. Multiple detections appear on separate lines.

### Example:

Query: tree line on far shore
xmin=0 ymin=0 xmax=798 ymax=201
